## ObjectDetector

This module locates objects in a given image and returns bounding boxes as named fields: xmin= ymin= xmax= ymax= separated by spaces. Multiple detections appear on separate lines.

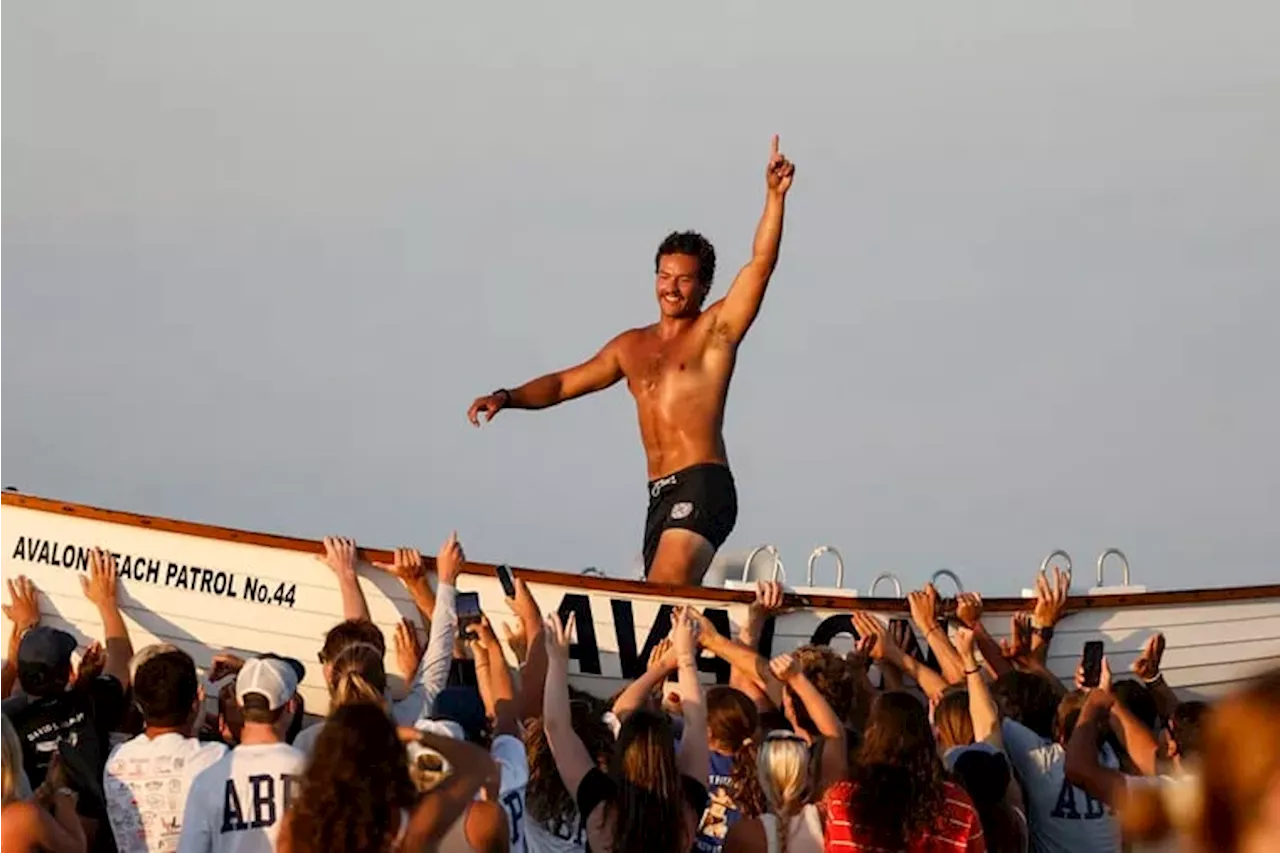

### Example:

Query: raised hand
xmin=467 ymin=390 xmax=509 ymax=427
xmin=544 ymin=611 xmax=577 ymax=662
xmin=766 ymin=135 xmax=795 ymax=195
xmin=373 ymin=547 xmax=427 ymax=588
xmin=955 ymin=592 xmax=984 ymax=630
xmin=436 ymin=532 xmax=465 ymax=586
xmin=692 ymin=608 xmax=722 ymax=648
xmin=954 ymin=626 xmax=978 ymax=670
xmin=670 ymin=606 xmax=699 ymax=661
xmin=1075 ymin=656 xmax=1114 ymax=694
xmin=647 ymin=637 xmax=677 ymax=673
xmin=3 ymin=575 xmax=41 ymax=634
xmin=73 ymin=641 xmax=106 ymax=686
xmin=749 ymin=580 xmax=785 ymax=621
xmin=318 ymin=537 xmax=360 ymax=582
xmin=395 ymin=618 xmax=426 ymax=679
xmin=769 ymin=652 xmax=802 ymax=683
xmin=208 ymin=652 xmax=246 ymax=683
xmin=501 ymin=620 xmax=529 ymax=664
xmin=907 ymin=585 xmax=941 ymax=633
xmin=1131 ymin=632 xmax=1166 ymax=681
xmin=846 ymin=634 xmax=877 ymax=673
xmin=81 ymin=548 xmax=120 ymax=607
xmin=1001 ymin=612 xmax=1033 ymax=660
xmin=1033 ymin=565 xmax=1071 ymax=628
xmin=851 ymin=611 xmax=892 ymax=661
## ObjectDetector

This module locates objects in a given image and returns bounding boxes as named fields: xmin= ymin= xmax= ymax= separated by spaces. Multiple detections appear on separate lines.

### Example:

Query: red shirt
xmin=823 ymin=779 xmax=986 ymax=853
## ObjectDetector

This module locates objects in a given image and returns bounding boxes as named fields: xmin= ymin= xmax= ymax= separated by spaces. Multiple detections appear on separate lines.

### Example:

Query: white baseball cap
xmin=235 ymin=658 xmax=299 ymax=711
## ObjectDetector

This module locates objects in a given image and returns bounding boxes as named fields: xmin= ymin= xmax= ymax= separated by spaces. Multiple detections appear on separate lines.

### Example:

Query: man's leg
xmin=645 ymin=528 xmax=716 ymax=587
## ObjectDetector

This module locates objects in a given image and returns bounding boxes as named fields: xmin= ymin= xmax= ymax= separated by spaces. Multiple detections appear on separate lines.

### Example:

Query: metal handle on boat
xmin=1040 ymin=549 xmax=1073 ymax=574
xmin=806 ymin=546 xmax=844 ymax=588
xmin=1096 ymin=548 xmax=1131 ymax=587
xmin=743 ymin=545 xmax=786 ymax=583
xmin=930 ymin=569 xmax=964 ymax=595
xmin=868 ymin=572 xmax=903 ymax=598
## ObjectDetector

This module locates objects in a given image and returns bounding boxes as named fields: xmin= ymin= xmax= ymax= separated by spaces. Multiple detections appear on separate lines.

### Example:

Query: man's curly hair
xmin=791 ymin=645 xmax=868 ymax=736
xmin=286 ymin=702 xmax=415 ymax=853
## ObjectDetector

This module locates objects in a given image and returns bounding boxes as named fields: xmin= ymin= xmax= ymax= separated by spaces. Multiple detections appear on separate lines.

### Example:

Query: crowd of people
xmin=2 ymin=536 xmax=1277 ymax=853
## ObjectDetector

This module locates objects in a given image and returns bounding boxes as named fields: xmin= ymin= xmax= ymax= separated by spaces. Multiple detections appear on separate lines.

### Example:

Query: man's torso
xmin=616 ymin=305 xmax=736 ymax=479
xmin=181 ymin=743 xmax=306 ymax=853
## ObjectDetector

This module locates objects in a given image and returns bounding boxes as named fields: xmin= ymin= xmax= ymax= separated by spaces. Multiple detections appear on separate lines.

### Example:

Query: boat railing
xmin=1096 ymin=547 xmax=1132 ymax=587
xmin=868 ymin=572 xmax=903 ymax=597
xmin=930 ymin=568 xmax=964 ymax=595
xmin=806 ymin=545 xmax=845 ymax=588
xmin=741 ymin=544 xmax=786 ymax=584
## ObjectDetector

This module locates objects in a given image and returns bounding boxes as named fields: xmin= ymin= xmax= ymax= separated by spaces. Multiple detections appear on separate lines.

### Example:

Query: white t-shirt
xmin=1001 ymin=719 xmax=1121 ymax=853
xmin=104 ymin=733 xmax=228 ymax=853
xmin=492 ymin=733 xmax=531 ymax=853
xmin=177 ymin=742 xmax=307 ymax=853
xmin=525 ymin=812 xmax=587 ymax=853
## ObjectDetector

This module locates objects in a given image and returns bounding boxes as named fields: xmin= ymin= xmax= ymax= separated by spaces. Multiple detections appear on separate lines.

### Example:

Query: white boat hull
xmin=3 ymin=495 xmax=1278 ymax=715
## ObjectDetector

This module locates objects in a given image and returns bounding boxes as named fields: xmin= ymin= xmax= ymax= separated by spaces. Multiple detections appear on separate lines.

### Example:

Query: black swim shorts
xmin=643 ymin=463 xmax=738 ymax=576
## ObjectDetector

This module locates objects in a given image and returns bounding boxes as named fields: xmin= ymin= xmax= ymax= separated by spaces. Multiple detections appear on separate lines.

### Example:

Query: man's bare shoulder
xmin=606 ymin=325 xmax=654 ymax=353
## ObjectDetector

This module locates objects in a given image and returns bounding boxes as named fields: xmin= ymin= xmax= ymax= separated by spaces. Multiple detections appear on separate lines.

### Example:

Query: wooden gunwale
xmin=5 ymin=491 xmax=1278 ymax=614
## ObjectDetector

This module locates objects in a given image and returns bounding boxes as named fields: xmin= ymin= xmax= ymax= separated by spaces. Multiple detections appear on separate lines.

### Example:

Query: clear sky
xmin=4 ymin=2 xmax=1278 ymax=593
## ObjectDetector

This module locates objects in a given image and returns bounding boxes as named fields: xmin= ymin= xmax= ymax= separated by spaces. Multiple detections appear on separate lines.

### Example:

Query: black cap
xmin=17 ymin=627 xmax=77 ymax=669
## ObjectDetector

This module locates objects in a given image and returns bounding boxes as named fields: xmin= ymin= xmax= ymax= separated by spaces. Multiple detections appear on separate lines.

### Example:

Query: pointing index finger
xmin=771 ymin=134 xmax=779 ymax=155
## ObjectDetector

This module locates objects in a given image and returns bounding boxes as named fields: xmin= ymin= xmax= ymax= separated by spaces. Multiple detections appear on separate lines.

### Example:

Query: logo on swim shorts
xmin=670 ymin=502 xmax=693 ymax=520
xmin=651 ymin=475 xmax=678 ymax=498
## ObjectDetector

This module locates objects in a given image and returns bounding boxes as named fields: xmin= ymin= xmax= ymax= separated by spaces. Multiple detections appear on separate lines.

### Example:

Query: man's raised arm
xmin=712 ymin=135 xmax=795 ymax=344
xmin=468 ymin=335 xmax=626 ymax=425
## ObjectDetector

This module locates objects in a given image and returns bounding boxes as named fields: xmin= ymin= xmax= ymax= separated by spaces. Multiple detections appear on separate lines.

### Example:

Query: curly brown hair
xmin=286 ymin=702 xmax=416 ymax=853
xmin=526 ymin=688 xmax=615 ymax=829
xmin=845 ymin=691 xmax=949 ymax=848
xmin=792 ymin=645 xmax=867 ymax=736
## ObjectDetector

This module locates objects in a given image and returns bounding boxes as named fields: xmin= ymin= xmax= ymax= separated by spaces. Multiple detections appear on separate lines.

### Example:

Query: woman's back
xmin=759 ymin=805 xmax=823 ymax=853
xmin=823 ymin=779 xmax=985 ymax=853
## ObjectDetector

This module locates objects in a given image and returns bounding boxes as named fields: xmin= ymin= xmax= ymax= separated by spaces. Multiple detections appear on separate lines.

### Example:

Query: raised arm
xmin=771 ymin=653 xmax=847 ymax=794
xmin=317 ymin=537 xmax=370 ymax=623
xmin=82 ymin=549 xmax=133 ymax=689
xmin=954 ymin=627 xmax=1002 ymax=749
xmin=542 ymin=613 xmax=597 ymax=799
xmin=468 ymin=335 xmax=626 ymax=425
xmin=907 ymin=586 xmax=966 ymax=685
xmin=710 ymin=135 xmax=794 ymax=344
xmin=853 ymin=611 xmax=948 ymax=702
xmin=3 ymin=576 xmax=41 ymax=698
xmin=672 ymin=607 xmax=709 ymax=786
xmin=402 ymin=731 xmax=502 ymax=850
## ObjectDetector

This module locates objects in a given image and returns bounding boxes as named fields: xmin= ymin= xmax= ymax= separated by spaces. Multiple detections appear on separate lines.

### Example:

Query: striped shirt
xmin=823 ymin=780 xmax=986 ymax=853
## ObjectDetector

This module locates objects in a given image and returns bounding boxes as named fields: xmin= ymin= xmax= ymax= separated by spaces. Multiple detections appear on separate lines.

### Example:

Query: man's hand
xmin=506 ymin=577 xmax=541 ymax=628
xmin=693 ymin=608 xmax=722 ymax=648
xmin=765 ymin=135 xmax=795 ymax=196
xmin=467 ymin=391 xmax=509 ymax=427
xmin=208 ymin=653 xmax=246 ymax=683
xmin=1075 ymin=656 xmax=1114 ymax=694
xmin=748 ymin=580 xmax=785 ymax=623
xmin=1033 ymin=565 xmax=1071 ymax=628
xmin=81 ymin=548 xmax=120 ymax=607
xmin=1131 ymin=632 xmax=1166 ymax=682
xmin=395 ymin=618 xmax=426 ymax=680
xmin=850 ymin=611 xmax=893 ymax=661
xmin=318 ymin=537 xmax=360 ymax=582
xmin=501 ymin=621 xmax=530 ymax=664
xmin=1080 ymin=684 xmax=1115 ymax=725
xmin=436 ymin=532 xmax=465 ymax=586
xmin=3 ymin=576 xmax=41 ymax=634
xmin=955 ymin=593 xmax=984 ymax=630
xmin=907 ymin=585 xmax=941 ymax=634
xmin=373 ymin=547 xmax=428 ymax=589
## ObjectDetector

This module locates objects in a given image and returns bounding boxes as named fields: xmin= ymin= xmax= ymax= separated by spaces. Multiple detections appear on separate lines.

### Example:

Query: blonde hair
xmin=757 ymin=733 xmax=813 ymax=853
xmin=327 ymin=642 xmax=387 ymax=709
xmin=2 ymin=715 xmax=25 ymax=806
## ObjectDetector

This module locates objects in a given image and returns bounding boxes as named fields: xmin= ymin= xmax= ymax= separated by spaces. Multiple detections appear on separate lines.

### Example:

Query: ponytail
xmin=757 ymin=735 xmax=813 ymax=853
xmin=728 ymin=737 xmax=766 ymax=817
xmin=326 ymin=642 xmax=387 ymax=710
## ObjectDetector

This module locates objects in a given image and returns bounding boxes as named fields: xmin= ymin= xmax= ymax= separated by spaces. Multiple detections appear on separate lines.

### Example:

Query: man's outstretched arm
xmin=712 ymin=135 xmax=795 ymax=344
xmin=468 ymin=335 xmax=625 ymax=425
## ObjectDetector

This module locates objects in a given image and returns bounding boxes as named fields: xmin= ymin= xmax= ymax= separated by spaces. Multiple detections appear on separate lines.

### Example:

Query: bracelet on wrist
xmin=493 ymin=388 xmax=512 ymax=405
xmin=1032 ymin=626 xmax=1055 ymax=641
xmin=1142 ymin=672 xmax=1164 ymax=685
xmin=676 ymin=655 xmax=697 ymax=667
xmin=964 ymin=667 xmax=982 ymax=676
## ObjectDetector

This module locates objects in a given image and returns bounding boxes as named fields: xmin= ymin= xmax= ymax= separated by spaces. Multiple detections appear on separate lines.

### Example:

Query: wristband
xmin=493 ymin=388 xmax=512 ymax=405
xmin=1142 ymin=672 xmax=1164 ymax=686
xmin=1032 ymin=626 xmax=1054 ymax=641
xmin=676 ymin=655 xmax=697 ymax=668
xmin=964 ymin=667 xmax=982 ymax=676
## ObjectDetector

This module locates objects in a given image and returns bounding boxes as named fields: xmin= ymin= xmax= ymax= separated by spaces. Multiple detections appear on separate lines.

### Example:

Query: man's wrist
xmin=493 ymin=388 xmax=513 ymax=406
xmin=1031 ymin=625 xmax=1055 ymax=641
xmin=1142 ymin=672 xmax=1164 ymax=686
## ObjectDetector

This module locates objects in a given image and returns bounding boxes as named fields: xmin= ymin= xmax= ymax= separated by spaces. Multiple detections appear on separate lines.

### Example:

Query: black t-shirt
xmin=3 ymin=674 xmax=126 ymax=801
xmin=576 ymin=767 xmax=710 ymax=851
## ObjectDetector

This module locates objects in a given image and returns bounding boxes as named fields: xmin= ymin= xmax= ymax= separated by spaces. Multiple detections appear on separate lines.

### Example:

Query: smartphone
xmin=495 ymin=564 xmax=517 ymax=598
xmin=456 ymin=592 xmax=483 ymax=637
xmin=1081 ymin=640 xmax=1105 ymax=688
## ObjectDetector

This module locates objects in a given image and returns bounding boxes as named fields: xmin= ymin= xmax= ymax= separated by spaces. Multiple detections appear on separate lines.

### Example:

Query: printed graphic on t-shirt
xmin=695 ymin=751 xmax=739 ymax=853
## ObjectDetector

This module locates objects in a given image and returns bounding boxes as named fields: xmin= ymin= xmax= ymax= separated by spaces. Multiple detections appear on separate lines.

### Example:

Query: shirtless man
xmin=468 ymin=136 xmax=795 ymax=586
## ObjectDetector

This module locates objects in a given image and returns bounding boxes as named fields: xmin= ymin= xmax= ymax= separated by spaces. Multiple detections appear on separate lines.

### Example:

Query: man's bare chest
xmin=619 ymin=333 xmax=729 ymax=399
